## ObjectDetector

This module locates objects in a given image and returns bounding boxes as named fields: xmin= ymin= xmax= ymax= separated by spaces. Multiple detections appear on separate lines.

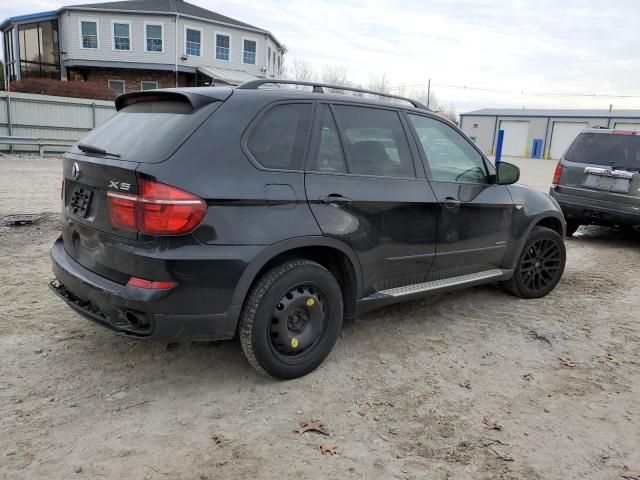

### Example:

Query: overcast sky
xmin=2 ymin=0 xmax=640 ymax=112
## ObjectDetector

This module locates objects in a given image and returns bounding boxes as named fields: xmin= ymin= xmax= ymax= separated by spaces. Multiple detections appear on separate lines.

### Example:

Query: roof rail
xmin=237 ymin=79 xmax=429 ymax=110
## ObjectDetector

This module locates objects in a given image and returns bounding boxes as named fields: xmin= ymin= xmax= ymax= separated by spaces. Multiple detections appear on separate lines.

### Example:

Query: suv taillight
xmin=552 ymin=163 xmax=563 ymax=185
xmin=107 ymin=179 xmax=207 ymax=235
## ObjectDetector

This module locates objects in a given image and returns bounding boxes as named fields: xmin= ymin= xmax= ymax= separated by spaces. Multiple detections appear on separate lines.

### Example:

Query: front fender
xmin=503 ymin=185 xmax=566 ymax=269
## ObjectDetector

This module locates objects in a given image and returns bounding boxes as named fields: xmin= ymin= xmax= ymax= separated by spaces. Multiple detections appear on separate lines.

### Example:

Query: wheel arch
xmin=504 ymin=211 xmax=566 ymax=270
xmin=533 ymin=215 xmax=565 ymax=237
xmin=229 ymin=236 xmax=363 ymax=324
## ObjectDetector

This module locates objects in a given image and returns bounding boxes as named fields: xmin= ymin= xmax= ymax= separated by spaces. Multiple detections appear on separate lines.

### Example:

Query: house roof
xmin=67 ymin=0 xmax=260 ymax=30
xmin=0 ymin=10 xmax=58 ymax=30
xmin=461 ymin=108 xmax=640 ymax=119
xmin=2 ymin=0 xmax=283 ymax=47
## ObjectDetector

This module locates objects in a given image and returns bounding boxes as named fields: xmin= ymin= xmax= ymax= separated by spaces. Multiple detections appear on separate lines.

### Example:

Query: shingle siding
xmin=62 ymin=10 xmax=176 ymax=65
xmin=59 ymin=10 xmax=282 ymax=77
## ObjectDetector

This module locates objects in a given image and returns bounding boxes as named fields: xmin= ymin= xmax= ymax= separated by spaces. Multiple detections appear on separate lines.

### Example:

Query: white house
xmin=1 ymin=0 xmax=285 ymax=93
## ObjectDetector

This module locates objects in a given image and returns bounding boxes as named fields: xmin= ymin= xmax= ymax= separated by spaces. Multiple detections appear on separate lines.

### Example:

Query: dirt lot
xmin=1 ymin=154 xmax=639 ymax=480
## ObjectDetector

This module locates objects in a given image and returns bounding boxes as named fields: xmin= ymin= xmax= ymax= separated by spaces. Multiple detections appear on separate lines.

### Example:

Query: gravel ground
xmin=1 ymin=154 xmax=639 ymax=480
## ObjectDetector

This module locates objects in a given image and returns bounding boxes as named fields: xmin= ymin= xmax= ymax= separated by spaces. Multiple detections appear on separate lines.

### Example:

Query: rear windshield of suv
xmin=74 ymin=100 xmax=218 ymax=163
xmin=565 ymin=132 xmax=640 ymax=170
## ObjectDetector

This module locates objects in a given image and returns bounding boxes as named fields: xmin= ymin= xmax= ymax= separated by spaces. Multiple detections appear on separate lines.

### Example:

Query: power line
xmin=391 ymin=82 xmax=640 ymax=99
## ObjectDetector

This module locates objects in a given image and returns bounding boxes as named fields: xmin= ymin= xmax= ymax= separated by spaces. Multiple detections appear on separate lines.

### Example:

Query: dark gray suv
xmin=550 ymin=128 xmax=640 ymax=235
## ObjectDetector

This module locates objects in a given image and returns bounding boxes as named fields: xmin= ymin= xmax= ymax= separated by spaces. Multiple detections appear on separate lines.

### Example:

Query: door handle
xmin=319 ymin=194 xmax=352 ymax=206
xmin=442 ymin=197 xmax=461 ymax=209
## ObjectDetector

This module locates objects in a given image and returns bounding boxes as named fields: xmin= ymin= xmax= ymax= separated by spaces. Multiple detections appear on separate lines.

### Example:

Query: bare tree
xmin=436 ymin=103 xmax=459 ymax=124
xmin=412 ymin=89 xmax=441 ymax=111
xmin=368 ymin=72 xmax=392 ymax=94
xmin=320 ymin=65 xmax=351 ymax=86
xmin=286 ymin=58 xmax=316 ymax=82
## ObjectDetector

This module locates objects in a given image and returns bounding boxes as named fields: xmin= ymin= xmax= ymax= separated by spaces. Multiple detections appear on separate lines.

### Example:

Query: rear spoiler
xmin=115 ymin=88 xmax=233 ymax=111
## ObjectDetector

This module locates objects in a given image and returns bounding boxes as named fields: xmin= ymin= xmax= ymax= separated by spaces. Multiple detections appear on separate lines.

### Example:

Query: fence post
xmin=6 ymin=93 xmax=13 ymax=153
xmin=91 ymin=102 xmax=96 ymax=128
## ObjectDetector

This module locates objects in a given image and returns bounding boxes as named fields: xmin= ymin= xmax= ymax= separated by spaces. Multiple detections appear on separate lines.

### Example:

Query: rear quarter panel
xmin=136 ymin=93 xmax=323 ymax=246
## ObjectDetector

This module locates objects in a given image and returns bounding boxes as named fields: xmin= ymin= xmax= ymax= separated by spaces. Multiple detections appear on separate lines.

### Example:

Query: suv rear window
xmin=565 ymin=133 xmax=640 ymax=170
xmin=75 ymin=100 xmax=217 ymax=163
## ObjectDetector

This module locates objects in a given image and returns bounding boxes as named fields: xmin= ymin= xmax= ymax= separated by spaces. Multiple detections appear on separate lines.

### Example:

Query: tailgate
xmin=558 ymin=160 xmax=640 ymax=207
xmin=62 ymin=154 xmax=140 ymax=283
xmin=62 ymin=154 xmax=139 ymax=239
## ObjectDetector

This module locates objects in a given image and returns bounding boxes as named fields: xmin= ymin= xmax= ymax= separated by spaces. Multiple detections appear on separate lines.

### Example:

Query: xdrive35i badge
xmin=71 ymin=162 xmax=80 ymax=180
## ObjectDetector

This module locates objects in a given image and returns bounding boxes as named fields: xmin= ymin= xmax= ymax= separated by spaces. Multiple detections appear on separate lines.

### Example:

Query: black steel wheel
xmin=504 ymin=226 xmax=566 ymax=298
xmin=269 ymin=284 xmax=327 ymax=360
xmin=239 ymin=259 xmax=343 ymax=379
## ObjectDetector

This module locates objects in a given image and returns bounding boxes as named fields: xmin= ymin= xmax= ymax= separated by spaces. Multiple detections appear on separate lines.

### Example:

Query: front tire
xmin=239 ymin=259 xmax=343 ymax=379
xmin=504 ymin=226 xmax=566 ymax=299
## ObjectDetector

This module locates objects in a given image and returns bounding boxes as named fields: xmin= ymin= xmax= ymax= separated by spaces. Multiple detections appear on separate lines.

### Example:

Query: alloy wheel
xmin=519 ymin=238 xmax=563 ymax=292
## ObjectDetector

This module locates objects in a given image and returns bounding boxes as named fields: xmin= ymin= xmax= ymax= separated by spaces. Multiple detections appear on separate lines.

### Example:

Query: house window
xmin=277 ymin=55 xmax=281 ymax=75
xmin=113 ymin=22 xmax=130 ymax=50
xmin=243 ymin=39 xmax=256 ymax=64
xmin=18 ymin=20 xmax=60 ymax=80
xmin=3 ymin=29 xmax=17 ymax=83
xmin=267 ymin=47 xmax=271 ymax=69
xmin=141 ymin=81 xmax=158 ymax=90
xmin=215 ymin=34 xmax=230 ymax=60
xmin=145 ymin=23 xmax=163 ymax=52
xmin=185 ymin=27 xmax=201 ymax=56
xmin=81 ymin=20 xmax=98 ymax=49
xmin=108 ymin=80 xmax=125 ymax=95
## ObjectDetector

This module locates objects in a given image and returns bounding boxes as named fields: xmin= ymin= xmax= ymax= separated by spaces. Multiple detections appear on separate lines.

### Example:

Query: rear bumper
xmin=550 ymin=188 xmax=640 ymax=226
xmin=50 ymin=238 xmax=244 ymax=341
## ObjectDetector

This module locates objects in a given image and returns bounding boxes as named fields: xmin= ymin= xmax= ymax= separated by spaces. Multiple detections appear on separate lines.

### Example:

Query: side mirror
xmin=496 ymin=162 xmax=520 ymax=185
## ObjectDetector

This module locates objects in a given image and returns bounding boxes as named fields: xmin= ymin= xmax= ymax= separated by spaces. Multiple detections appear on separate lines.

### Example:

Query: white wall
xmin=59 ymin=10 xmax=283 ymax=76
xmin=0 ymin=91 xmax=116 ymax=152
xmin=61 ymin=10 xmax=177 ymax=66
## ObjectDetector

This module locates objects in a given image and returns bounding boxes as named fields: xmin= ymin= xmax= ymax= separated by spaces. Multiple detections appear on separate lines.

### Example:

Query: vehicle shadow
xmin=571 ymin=224 xmax=640 ymax=246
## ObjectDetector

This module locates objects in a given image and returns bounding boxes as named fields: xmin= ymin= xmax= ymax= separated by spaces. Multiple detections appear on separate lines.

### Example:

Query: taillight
xmin=107 ymin=180 xmax=207 ymax=235
xmin=127 ymin=276 xmax=177 ymax=290
xmin=552 ymin=163 xmax=563 ymax=185
xmin=106 ymin=192 xmax=137 ymax=230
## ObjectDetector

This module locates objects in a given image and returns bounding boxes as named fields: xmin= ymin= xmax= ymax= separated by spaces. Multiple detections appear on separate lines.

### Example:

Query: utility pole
xmin=426 ymin=78 xmax=431 ymax=109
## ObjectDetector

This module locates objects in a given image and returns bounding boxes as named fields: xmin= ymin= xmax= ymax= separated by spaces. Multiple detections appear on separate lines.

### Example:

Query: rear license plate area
xmin=67 ymin=184 xmax=94 ymax=218
xmin=583 ymin=168 xmax=633 ymax=193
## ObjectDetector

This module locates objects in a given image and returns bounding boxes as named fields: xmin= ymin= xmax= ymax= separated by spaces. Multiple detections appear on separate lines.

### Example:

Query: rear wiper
xmin=77 ymin=143 xmax=121 ymax=158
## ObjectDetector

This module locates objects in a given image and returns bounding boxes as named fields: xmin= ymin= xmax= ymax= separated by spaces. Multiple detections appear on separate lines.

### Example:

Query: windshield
xmin=565 ymin=133 xmax=640 ymax=170
xmin=74 ymin=100 xmax=218 ymax=163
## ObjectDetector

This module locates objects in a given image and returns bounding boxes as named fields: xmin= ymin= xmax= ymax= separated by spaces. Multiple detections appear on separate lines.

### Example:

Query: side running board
xmin=371 ymin=269 xmax=505 ymax=299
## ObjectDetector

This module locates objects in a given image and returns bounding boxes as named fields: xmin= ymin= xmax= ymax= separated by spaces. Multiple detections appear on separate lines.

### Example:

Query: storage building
xmin=459 ymin=109 xmax=640 ymax=160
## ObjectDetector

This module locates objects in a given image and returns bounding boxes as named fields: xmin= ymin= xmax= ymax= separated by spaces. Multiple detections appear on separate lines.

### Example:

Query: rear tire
xmin=239 ymin=259 xmax=343 ymax=379
xmin=565 ymin=219 xmax=581 ymax=237
xmin=504 ymin=226 xmax=566 ymax=299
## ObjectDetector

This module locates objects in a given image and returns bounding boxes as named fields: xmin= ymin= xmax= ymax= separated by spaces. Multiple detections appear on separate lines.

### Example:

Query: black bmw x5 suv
xmin=51 ymin=80 xmax=566 ymax=378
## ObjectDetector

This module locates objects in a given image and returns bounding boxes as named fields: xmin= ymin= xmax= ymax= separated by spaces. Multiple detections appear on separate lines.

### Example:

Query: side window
xmin=247 ymin=103 xmax=312 ymax=170
xmin=332 ymin=105 xmax=415 ymax=178
xmin=313 ymin=105 xmax=347 ymax=173
xmin=408 ymin=114 xmax=488 ymax=184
